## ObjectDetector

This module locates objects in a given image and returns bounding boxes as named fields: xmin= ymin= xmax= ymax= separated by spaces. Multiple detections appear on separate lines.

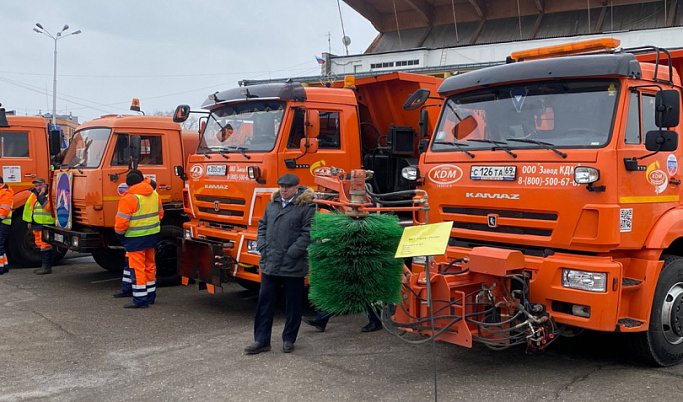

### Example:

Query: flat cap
xmin=32 ymin=178 xmax=47 ymax=184
xmin=277 ymin=173 xmax=300 ymax=187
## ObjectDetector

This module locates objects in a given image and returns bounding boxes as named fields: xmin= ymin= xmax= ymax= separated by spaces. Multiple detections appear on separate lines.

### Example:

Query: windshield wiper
xmin=506 ymin=138 xmax=567 ymax=158
xmin=467 ymin=139 xmax=517 ymax=158
xmin=227 ymin=146 xmax=252 ymax=160
xmin=433 ymin=141 xmax=475 ymax=158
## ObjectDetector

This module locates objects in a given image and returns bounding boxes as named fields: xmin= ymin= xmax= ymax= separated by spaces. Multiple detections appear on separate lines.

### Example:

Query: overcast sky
xmin=0 ymin=1 xmax=378 ymax=123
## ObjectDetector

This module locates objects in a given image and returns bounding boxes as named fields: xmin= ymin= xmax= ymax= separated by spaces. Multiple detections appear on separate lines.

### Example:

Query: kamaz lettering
xmin=465 ymin=192 xmax=520 ymax=200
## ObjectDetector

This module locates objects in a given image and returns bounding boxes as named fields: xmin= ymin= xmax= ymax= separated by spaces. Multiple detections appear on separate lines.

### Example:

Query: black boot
xmin=35 ymin=250 xmax=54 ymax=275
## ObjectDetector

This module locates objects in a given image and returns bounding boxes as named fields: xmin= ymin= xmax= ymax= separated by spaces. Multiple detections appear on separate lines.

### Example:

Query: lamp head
xmin=62 ymin=24 xmax=69 ymax=32
xmin=35 ymin=23 xmax=43 ymax=29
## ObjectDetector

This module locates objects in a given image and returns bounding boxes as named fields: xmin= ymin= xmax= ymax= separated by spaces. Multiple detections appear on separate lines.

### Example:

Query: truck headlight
xmin=574 ymin=167 xmax=600 ymax=184
xmin=183 ymin=228 xmax=192 ymax=240
xmin=401 ymin=166 xmax=419 ymax=181
xmin=246 ymin=240 xmax=260 ymax=255
xmin=72 ymin=237 xmax=79 ymax=248
xmin=562 ymin=269 xmax=607 ymax=292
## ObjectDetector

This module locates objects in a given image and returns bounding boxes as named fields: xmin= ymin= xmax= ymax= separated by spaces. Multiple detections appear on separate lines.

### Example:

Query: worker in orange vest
xmin=23 ymin=178 xmax=55 ymax=275
xmin=114 ymin=170 xmax=163 ymax=308
xmin=0 ymin=176 xmax=14 ymax=274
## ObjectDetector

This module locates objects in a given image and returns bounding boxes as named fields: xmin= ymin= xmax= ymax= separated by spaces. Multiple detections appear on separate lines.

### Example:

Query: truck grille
xmin=442 ymin=206 xmax=557 ymax=237
xmin=72 ymin=200 xmax=88 ymax=224
xmin=195 ymin=195 xmax=246 ymax=217
xmin=195 ymin=195 xmax=246 ymax=205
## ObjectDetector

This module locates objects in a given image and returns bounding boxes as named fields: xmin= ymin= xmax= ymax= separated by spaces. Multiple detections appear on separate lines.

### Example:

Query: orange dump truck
xmin=44 ymin=114 xmax=198 ymax=283
xmin=394 ymin=39 xmax=683 ymax=366
xmin=173 ymin=72 xmax=443 ymax=292
xmin=0 ymin=107 xmax=66 ymax=267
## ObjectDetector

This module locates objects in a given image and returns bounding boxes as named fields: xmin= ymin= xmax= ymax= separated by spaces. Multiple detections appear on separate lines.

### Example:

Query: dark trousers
xmin=0 ymin=223 xmax=10 ymax=270
xmin=314 ymin=304 xmax=382 ymax=329
xmin=254 ymin=273 xmax=305 ymax=344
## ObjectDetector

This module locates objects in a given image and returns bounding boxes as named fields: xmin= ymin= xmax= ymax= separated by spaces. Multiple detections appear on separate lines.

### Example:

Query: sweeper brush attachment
xmin=307 ymin=212 xmax=404 ymax=315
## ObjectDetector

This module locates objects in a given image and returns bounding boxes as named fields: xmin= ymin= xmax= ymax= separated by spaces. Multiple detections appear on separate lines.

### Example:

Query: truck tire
xmin=155 ymin=225 xmax=182 ymax=287
xmin=52 ymin=246 xmax=68 ymax=265
xmin=8 ymin=216 xmax=41 ymax=268
xmin=630 ymin=254 xmax=683 ymax=366
xmin=92 ymin=247 xmax=126 ymax=272
xmin=236 ymin=278 xmax=260 ymax=292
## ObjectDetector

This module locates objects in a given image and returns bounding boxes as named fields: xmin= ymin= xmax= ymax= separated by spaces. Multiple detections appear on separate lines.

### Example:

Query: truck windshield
xmin=61 ymin=128 xmax=111 ymax=168
xmin=199 ymin=101 xmax=285 ymax=153
xmin=432 ymin=79 xmax=620 ymax=152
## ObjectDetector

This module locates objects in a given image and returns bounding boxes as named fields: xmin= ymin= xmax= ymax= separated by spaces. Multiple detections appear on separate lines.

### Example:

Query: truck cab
xmin=0 ymin=108 xmax=64 ymax=267
xmin=396 ymin=39 xmax=683 ymax=366
xmin=45 ymin=114 xmax=198 ymax=283
xmin=174 ymin=73 xmax=442 ymax=292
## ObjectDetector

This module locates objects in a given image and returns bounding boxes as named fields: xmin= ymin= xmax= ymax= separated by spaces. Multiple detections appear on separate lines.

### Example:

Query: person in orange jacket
xmin=0 ymin=176 xmax=14 ymax=275
xmin=113 ymin=170 xmax=163 ymax=308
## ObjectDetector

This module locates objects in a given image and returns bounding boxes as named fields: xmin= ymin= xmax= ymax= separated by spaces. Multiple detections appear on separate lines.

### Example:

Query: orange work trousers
xmin=127 ymin=248 xmax=156 ymax=306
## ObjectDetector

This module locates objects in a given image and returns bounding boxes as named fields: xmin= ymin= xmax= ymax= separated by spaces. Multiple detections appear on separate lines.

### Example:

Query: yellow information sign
xmin=395 ymin=221 xmax=454 ymax=258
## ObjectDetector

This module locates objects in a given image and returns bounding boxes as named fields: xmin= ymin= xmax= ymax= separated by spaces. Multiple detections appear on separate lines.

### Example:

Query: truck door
xmin=279 ymin=107 xmax=358 ymax=187
xmin=617 ymin=90 xmax=680 ymax=247
xmin=0 ymin=129 xmax=37 ymax=193
xmin=105 ymin=133 xmax=169 ymax=225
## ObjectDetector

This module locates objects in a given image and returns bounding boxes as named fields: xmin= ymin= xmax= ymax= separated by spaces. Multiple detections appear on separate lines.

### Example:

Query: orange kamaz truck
xmin=393 ymin=39 xmax=683 ymax=366
xmin=172 ymin=72 xmax=443 ymax=292
xmin=0 ymin=107 xmax=66 ymax=267
xmin=44 ymin=113 xmax=198 ymax=283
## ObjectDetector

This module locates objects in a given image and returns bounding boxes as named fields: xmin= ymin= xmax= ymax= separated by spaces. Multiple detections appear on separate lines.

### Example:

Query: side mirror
xmin=174 ymin=165 xmax=186 ymax=180
xmin=300 ymin=137 xmax=319 ymax=154
xmin=419 ymin=108 xmax=429 ymax=138
xmin=49 ymin=129 xmax=62 ymax=156
xmin=645 ymin=130 xmax=678 ymax=152
xmin=0 ymin=106 xmax=9 ymax=128
xmin=130 ymin=135 xmax=141 ymax=169
xmin=655 ymin=90 xmax=680 ymax=128
xmin=403 ymin=89 xmax=431 ymax=111
xmin=418 ymin=138 xmax=430 ymax=154
xmin=173 ymin=105 xmax=191 ymax=123
xmin=453 ymin=115 xmax=478 ymax=140
xmin=305 ymin=109 xmax=320 ymax=138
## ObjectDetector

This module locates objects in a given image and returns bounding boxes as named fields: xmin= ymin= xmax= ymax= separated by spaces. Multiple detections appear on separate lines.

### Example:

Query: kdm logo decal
xmin=189 ymin=164 xmax=204 ymax=180
xmin=428 ymin=164 xmax=463 ymax=185
xmin=646 ymin=161 xmax=667 ymax=194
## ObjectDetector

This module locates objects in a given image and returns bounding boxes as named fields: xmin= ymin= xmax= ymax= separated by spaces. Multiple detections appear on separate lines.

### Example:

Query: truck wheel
xmin=236 ymin=278 xmax=260 ymax=292
xmin=630 ymin=254 xmax=683 ymax=366
xmin=52 ymin=247 xmax=69 ymax=265
xmin=8 ymin=216 xmax=41 ymax=268
xmin=155 ymin=225 xmax=182 ymax=287
xmin=92 ymin=247 xmax=125 ymax=272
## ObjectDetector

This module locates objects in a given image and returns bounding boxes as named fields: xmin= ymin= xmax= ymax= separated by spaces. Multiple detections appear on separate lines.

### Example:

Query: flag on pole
xmin=315 ymin=56 xmax=326 ymax=65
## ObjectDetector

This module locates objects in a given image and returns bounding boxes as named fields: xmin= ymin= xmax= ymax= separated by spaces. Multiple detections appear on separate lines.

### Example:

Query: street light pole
xmin=33 ymin=23 xmax=81 ymax=127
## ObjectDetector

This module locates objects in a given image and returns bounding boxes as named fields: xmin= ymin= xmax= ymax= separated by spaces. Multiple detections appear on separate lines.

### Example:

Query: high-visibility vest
xmin=124 ymin=192 xmax=160 ymax=238
xmin=23 ymin=193 xmax=55 ymax=225
xmin=1 ymin=209 xmax=11 ymax=225
xmin=0 ymin=186 xmax=12 ymax=226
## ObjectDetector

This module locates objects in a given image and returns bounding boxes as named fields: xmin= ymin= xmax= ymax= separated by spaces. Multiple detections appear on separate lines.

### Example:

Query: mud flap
xmin=177 ymin=238 xmax=231 ymax=293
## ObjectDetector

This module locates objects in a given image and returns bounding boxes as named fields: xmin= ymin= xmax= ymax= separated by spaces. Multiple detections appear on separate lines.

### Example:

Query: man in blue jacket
xmin=244 ymin=173 xmax=315 ymax=355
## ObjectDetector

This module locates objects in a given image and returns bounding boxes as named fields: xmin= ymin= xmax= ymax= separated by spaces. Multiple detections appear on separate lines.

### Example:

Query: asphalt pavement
xmin=1 ymin=254 xmax=683 ymax=401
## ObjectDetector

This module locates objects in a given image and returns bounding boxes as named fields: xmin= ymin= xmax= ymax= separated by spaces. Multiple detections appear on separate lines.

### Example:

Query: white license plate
xmin=54 ymin=233 xmax=64 ymax=243
xmin=206 ymin=165 xmax=227 ymax=176
xmin=470 ymin=165 xmax=516 ymax=181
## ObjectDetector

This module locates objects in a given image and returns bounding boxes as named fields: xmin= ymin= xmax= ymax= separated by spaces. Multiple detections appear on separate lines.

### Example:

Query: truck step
xmin=617 ymin=318 xmax=644 ymax=328
xmin=622 ymin=277 xmax=642 ymax=287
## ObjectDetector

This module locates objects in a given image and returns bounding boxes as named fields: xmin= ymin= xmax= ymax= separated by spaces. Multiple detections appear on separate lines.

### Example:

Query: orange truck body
xmin=0 ymin=114 xmax=56 ymax=266
xmin=44 ymin=114 xmax=198 ymax=279
xmin=177 ymin=72 xmax=443 ymax=292
xmin=396 ymin=43 xmax=683 ymax=365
